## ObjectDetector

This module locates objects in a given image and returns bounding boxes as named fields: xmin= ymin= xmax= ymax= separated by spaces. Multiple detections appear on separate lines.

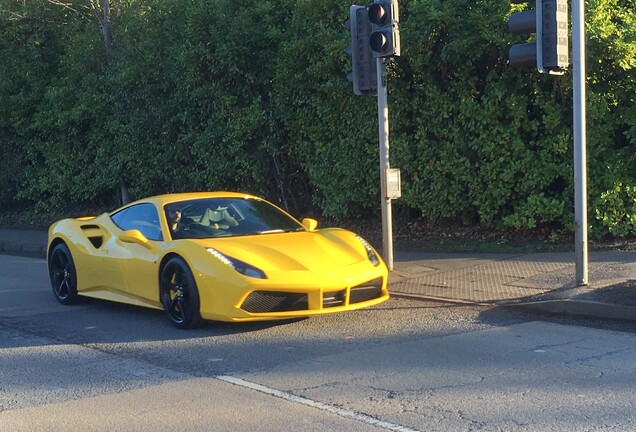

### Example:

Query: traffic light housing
xmin=508 ymin=0 xmax=568 ymax=75
xmin=368 ymin=0 xmax=400 ymax=58
xmin=345 ymin=5 xmax=377 ymax=96
xmin=540 ymin=0 xmax=568 ymax=72
xmin=508 ymin=5 xmax=537 ymax=68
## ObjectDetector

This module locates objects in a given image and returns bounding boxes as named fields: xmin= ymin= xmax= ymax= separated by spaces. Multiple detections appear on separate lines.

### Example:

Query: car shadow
xmin=1 ymin=295 xmax=309 ymax=346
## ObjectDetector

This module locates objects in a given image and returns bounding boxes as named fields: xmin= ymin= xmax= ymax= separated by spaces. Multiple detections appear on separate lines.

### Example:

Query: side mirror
xmin=118 ymin=229 xmax=153 ymax=249
xmin=302 ymin=218 xmax=318 ymax=231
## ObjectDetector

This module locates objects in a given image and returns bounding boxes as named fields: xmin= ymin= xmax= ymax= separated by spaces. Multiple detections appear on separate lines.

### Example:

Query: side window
xmin=110 ymin=208 xmax=128 ymax=227
xmin=110 ymin=203 xmax=163 ymax=241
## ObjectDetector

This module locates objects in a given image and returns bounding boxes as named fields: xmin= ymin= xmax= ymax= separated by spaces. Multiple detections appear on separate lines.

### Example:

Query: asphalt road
xmin=2 ymin=254 xmax=636 ymax=431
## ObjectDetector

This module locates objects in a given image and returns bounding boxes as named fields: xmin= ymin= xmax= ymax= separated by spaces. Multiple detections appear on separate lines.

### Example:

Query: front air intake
xmin=350 ymin=278 xmax=383 ymax=304
xmin=241 ymin=291 xmax=309 ymax=313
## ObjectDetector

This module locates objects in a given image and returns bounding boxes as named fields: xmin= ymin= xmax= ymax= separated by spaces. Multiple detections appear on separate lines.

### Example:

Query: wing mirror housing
xmin=118 ymin=229 xmax=154 ymax=249
xmin=302 ymin=218 xmax=318 ymax=231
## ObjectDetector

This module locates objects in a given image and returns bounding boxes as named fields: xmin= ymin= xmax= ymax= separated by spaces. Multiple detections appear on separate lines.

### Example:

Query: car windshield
xmin=165 ymin=197 xmax=303 ymax=240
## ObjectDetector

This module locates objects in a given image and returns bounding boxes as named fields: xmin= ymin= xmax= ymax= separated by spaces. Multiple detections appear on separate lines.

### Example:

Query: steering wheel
xmin=180 ymin=221 xmax=203 ymax=231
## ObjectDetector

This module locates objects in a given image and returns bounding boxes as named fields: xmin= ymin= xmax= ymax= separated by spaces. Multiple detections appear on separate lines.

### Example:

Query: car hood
xmin=188 ymin=230 xmax=370 ymax=273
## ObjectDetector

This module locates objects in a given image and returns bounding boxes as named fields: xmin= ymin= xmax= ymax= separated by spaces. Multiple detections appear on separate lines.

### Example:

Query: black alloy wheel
xmin=160 ymin=257 xmax=203 ymax=329
xmin=49 ymin=243 xmax=79 ymax=305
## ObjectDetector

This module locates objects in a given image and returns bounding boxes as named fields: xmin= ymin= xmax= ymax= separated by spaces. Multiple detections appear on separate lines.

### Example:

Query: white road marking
xmin=216 ymin=375 xmax=421 ymax=432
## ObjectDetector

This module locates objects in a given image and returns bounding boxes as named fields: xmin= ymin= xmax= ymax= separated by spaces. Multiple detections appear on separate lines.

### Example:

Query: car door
xmin=109 ymin=203 xmax=164 ymax=306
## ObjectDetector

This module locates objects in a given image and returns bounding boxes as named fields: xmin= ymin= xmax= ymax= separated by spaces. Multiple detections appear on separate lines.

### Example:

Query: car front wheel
xmin=49 ymin=243 xmax=79 ymax=305
xmin=160 ymin=257 xmax=203 ymax=329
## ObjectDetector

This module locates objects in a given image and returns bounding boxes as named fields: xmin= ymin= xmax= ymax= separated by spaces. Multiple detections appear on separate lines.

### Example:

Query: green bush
xmin=593 ymin=183 xmax=636 ymax=237
xmin=0 ymin=0 xmax=635 ymax=238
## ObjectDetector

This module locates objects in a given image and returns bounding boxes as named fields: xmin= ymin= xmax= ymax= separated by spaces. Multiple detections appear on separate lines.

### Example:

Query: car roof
xmin=112 ymin=192 xmax=262 ymax=213
xmin=149 ymin=192 xmax=258 ymax=205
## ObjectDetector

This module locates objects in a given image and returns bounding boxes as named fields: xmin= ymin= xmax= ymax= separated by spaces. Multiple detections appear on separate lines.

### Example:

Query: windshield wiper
xmin=257 ymin=228 xmax=303 ymax=234
xmin=257 ymin=229 xmax=285 ymax=234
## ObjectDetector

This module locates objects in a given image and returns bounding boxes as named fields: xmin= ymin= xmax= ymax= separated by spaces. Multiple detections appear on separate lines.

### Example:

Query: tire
xmin=160 ymin=257 xmax=203 ymax=329
xmin=49 ymin=243 xmax=80 ymax=305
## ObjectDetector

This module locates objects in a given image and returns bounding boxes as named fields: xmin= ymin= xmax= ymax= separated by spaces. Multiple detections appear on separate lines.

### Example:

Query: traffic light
xmin=508 ymin=1 xmax=537 ymax=68
xmin=540 ymin=0 xmax=568 ymax=72
xmin=368 ymin=0 xmax=400 ymax=58
xmin=508 ymin=0 xmax=568 ymax=75
xmin=345 ymin=5 xmax=377 ymax=96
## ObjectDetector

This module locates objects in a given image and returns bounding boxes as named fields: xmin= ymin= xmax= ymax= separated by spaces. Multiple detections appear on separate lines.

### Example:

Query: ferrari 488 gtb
xmin=47 ymin=192 xmax=389 ymax=328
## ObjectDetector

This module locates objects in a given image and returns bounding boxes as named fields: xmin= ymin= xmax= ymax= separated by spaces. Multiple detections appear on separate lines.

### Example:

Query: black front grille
xmin=350 ymin=278 xmax=383 ymax=304
xmin=241 ymin=291 xmax=309 ymax=313
xmin=323 ymin=290 xmax=345 ymax=308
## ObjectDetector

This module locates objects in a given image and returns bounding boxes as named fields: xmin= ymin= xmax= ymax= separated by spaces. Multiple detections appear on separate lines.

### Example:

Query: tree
xmin=1 ymin=0 xmax=635 ymax=238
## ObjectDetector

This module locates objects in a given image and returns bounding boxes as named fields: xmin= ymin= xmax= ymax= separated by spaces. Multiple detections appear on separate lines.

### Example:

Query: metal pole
xmin=572 ymin=0 xmax=588 ymax=285
xmin=376 ymin=58 xmax=393 ymax=271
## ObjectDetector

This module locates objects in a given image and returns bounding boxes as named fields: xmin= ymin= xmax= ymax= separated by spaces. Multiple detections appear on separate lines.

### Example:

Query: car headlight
xmin=355 ymin=235 xmax=381 ymax=267
xmin=206 ymin=248 xmax=267 ymax=279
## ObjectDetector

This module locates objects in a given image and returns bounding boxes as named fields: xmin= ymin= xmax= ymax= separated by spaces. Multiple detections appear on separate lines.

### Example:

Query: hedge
xmin=1 ymin=0 xmax=634 ymax=237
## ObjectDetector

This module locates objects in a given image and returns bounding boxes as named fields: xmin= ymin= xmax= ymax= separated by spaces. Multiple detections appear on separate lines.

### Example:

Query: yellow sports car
xmin=47 ymin=192 xmax=389 ymax=328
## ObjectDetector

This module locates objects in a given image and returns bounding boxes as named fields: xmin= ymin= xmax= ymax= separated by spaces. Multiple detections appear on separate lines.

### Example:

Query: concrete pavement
xmin=1 ymin=228 xmax=635 ymax=321
xmin=391 ymin=250 xmax=636 ymax=321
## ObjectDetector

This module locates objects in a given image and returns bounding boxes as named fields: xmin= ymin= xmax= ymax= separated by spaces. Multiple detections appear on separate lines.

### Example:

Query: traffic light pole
xmin=572 ymin=0 xmax=588 ymax=285
xmin=376 ymin=58 xmax=394 ymax=271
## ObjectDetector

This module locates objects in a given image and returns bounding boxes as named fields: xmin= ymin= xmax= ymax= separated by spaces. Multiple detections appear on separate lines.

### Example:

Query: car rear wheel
xmin=160 ymin=257 xmax=203 ymax=329
xmin=49 ymin=243 xmax=79 ymax=305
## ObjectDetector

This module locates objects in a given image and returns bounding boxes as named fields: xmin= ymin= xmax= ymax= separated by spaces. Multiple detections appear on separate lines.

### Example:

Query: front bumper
xmin=197 ymin=263 xmax=389 ymax=322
